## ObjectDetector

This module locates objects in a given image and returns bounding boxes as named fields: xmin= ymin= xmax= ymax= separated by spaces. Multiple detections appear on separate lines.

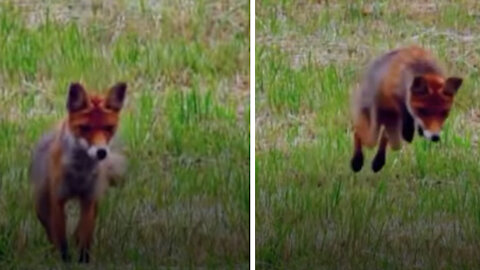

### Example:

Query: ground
xmin=0 ymin=0 xmax=249 ymax=268
xmin=256 ymin=0 xmax=480 ymax=269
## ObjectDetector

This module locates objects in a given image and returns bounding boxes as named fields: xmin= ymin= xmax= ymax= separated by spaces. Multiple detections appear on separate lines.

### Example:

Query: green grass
xmin=0 ymin=0 xmax=249 ymax=268
xmin=256 ymin=0 xmax=480 ymax=269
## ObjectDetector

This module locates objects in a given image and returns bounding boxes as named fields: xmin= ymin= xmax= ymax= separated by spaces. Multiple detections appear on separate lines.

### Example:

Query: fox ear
xmin=444 ymin=77 xmax=463 ymax=96
xmin=67 ymin=82 xmax=88 ymax=112
xmin=106 ymin=82 xmax=127 ymax=111
xmin=411 ymin=76 xmax=428 ymax=95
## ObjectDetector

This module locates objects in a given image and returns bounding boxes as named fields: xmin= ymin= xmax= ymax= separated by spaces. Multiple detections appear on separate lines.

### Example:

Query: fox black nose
xmin=97 ymin=149 xmax=107 ymax=160
xmin=431 ymin=135 xmax=440 ymax=142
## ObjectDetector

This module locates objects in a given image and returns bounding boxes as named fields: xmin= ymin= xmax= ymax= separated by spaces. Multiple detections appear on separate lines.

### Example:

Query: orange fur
xmin=350 ymin=46 xmax=462 ymax=172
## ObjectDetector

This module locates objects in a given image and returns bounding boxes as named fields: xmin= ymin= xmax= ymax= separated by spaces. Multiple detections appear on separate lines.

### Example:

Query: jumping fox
xmin=350 ymin=46 xmax=463 ymax=172
xmin=30 ymin=82 xmax=127 ymax=262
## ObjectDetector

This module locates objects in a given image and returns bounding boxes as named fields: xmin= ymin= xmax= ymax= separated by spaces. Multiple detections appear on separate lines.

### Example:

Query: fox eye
xmin=103 ymin=125 xmax=115 ymax=133
xmin=78 ymin=125 xmax=91 ymax=133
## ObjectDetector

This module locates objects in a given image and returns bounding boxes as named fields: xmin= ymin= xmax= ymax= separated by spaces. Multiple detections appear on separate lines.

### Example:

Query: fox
xmin=350 ymin=46 xmax=463 ymax=172
xmin=30 ymin=82 xmax=127 ymax=263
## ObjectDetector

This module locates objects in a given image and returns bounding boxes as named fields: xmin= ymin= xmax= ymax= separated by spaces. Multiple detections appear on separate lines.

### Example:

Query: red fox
xmin=30 ymin=82 xmax=127 ymax=262
xmin=350 ymin=46 xmax=463 ymax=172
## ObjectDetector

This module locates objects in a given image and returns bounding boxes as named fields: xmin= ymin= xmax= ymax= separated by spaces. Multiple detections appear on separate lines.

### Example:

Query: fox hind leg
xmin=35 ymin=190 xmax=52 ymax=242
xmin=351 ymin=132 xmax=364 ymax=172
xmin=372 ymin=128 xmax=388 ymax=172
xmin=76 ymin=199 xmax=98 ymax=263
xmin=50 ymin=199 xmax=70 ymax=262
xmin=351 ymin=108 xmax=380 ymax=172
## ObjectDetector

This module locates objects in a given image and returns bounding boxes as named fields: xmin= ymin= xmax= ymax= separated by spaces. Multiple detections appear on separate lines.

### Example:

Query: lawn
xmin=256 ymin=0 xmax=480 ymax=269
xmin=0 ymin=0 xmax=249 ymax=268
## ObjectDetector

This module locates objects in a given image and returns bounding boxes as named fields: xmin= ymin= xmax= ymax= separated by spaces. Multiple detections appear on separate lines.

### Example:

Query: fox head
xmin=66 ymin=82 xmax=127 ymax=160
xmin=407 ymin=74 xmax=462 ymax=142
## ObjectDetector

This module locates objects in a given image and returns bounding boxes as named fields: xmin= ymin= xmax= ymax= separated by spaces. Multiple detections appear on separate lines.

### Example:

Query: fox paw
xmin=371 ymin=152 xmax=385 ymax=173
xmin=350 ymin=152 xmax=364 ymax=172
xmin=60 ymin=248 xmax=71 ymax=263
xmin=79 ymin=249 xmax=90 ymax=263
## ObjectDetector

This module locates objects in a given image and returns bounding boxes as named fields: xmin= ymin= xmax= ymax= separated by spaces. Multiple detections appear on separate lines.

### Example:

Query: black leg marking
xmin=351 ymin=151 xmax=364 ymax=172
xmin=402 ymin=111 xmax=415 ymax=143
xmin=79 ymin=248 xmax=90 ymax=263
xmin=371 ymin=150 xmax=386 ymax=173
xmin=60 ymin=242 xmax=70 ymax=262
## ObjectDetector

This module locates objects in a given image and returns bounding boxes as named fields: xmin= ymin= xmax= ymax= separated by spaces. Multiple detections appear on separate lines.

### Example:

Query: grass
xmin=256 ymin=0 xmax=480 ymax=269
xmin=0 ymin=0 xmax=249 ymax=268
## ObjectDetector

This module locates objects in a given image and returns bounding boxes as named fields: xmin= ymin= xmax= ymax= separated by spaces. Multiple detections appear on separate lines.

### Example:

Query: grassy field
xmin=0 ymin=0 xmax=249 ymax=268
xmin=256 ymin=0 xmax=480 ymax=269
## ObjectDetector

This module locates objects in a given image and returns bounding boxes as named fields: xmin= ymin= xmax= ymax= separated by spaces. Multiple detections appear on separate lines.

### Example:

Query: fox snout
xmin=86 ymin=144 xmax=109 ymax=160
xmin=416 ymin=118 xmax=443 ymax=142
xmin=78 ymin=137 xmax=110 ymax=160
xmin=422 ymin=129 xmax=440 ymax=142
xmin=86 ymin=133 xmax=110 ymax=160
xmin=416 ymin=121 xmax=442 ymax=142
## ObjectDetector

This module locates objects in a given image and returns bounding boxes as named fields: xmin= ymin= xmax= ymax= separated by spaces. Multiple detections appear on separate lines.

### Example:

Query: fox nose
xmin=431 ymin=134 xmax=440 ymax=142
xmin=96 ymin=148 xmax=107 ymax=160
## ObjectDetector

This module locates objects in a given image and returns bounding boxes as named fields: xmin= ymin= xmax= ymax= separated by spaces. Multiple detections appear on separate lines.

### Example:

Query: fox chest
xmin=58 ymin=151 xmax=99 ymax=200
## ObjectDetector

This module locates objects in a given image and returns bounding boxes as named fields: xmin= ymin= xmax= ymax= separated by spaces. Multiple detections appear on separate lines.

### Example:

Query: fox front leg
xmin=351 ymin=132 xmax=364 ymax=172
xmin=76 ymin=200 xmax=98 ymax=263
xmin=50 ymin=199 xmax=70 ymax=262
xmin=372 ymin=130 xmax=388 ymax=172
xmin=402 ymin=109 xmax=415 ymax=143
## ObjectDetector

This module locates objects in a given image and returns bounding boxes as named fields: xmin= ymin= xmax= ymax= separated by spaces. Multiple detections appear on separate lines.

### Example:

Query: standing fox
xmin=351 ymin=46 xmax=463 ymax=172
xmin=30 ymin=82 xmax=127 ymax=262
